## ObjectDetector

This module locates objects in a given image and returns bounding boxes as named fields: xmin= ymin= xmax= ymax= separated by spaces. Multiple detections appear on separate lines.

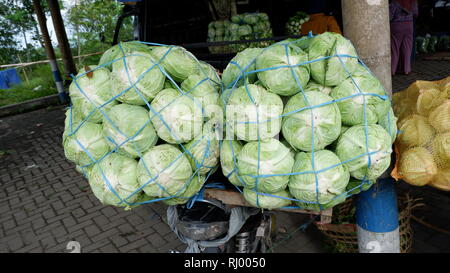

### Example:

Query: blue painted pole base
xmin=356 ymin=178 xmax=400 ymax=253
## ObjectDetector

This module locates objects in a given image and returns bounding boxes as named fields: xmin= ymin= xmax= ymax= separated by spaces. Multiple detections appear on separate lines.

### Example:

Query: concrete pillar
xmin=341 ymin=0 xmax=400 ymax=253
xmin=342 ymin=0 xmax=392 ymax=96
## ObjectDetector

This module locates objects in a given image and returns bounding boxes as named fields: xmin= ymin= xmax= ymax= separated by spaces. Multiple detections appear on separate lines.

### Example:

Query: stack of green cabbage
xmin=63 ymin=41 xmax=223 ymax=209
xmin=220 ymin=32 xmax=396 ymax=211
xmin=208 ymin=13 xmax=273 ymax=52
xmin=438 ymin=36 xmax=450 ymax=52
xmin=207 ymin=20 xmax=233 ymax=54
xmin=285 ymin=11 xmax=310 ymax=35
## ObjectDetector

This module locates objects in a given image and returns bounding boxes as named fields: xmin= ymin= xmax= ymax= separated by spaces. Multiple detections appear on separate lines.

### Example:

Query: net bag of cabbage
xmin=391 ymin=78 xmax=450 ymax=191
xmin=63 ymin=42 xmax=223 ymax=209
xmin=220 ymin=32 xmax=397 ymax=211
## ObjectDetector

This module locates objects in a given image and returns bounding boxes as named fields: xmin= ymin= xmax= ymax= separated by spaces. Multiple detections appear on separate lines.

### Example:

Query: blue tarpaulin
xmin=0 ymin=68 xmax=22 ymax=89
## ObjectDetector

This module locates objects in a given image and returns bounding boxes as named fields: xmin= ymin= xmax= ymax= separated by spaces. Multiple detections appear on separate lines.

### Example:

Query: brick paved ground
xmin=0 ymin=56 xmax=449 ymax=253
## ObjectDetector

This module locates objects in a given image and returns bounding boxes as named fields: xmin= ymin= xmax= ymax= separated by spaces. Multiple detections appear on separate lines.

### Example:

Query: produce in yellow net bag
xmin=396 ymin=115 xmax=434 ymax=148
xmin=392 ymin=77 xmax=450 ymax=190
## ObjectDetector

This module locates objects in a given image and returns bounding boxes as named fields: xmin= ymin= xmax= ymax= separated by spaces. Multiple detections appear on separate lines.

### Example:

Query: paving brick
xmin=7 ymin=237 xmax=24 ymax=252
xmin=84 ymin=225 xmax=101 ymax=237
xmin=147 ymin=233 xmax=167 ymax=248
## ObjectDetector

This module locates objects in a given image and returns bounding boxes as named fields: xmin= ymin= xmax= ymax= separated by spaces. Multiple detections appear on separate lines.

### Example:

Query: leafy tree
xmin=67 ymin=0 xmax=134 ymax=57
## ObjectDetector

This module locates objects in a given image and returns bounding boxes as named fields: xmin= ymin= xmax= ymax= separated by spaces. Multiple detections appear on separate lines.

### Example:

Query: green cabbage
xmin=289 ymin=150 xmax=350 ymax=211
xmin=225 ymin=84 xmax=283 ymax=141
xmin=345 ymin=179 xmax=375 ymax=195
xmin=137 ymin=144 xmax=193 ymax=197
xmin=185 ymin=120 xmax=221 ymax=175
xmin=88 ymin=153 xmax=141 ymax=207
xmin=236 ymin=138 xmax=294 ymax=193
xmin=330 ymin=68 xmax=390 ymax=126
xmin=282 ymin=91 xmax=341 ymax=151
xmin=335 ymin=124 xmax=392 ymax=180
xmin=378 ymin=107 xmax=398 ymax=144
xmin=111 ymin=51 xmax=165 ymax=105
xmin=308 ymin=32 xmax=358 ymax=86
xmin=151 ymin=46 xmax=199 ymax=82
xmin=220 ymin=140 xmax=244 ymax=187
xmin=222 ymin=48 xmax=263 ymax=89
xmin=69 ymin=66 xmax=117 ymax=123
xmin=256 ymin=43 xmax=310 ymax=96
xmin=304 ymin=81 xmax=333 ymax=95
xmin=63 ymin=121 xmax=110 ymax=167
xmin=243 ymin=188 xmax=293 ymax=209
xmin=150 ymin=88 xmax=203 ymax=144
xmin=181 ymin=74 xmax=220 ymax=108
xmin=163 ymin=175 xmax=205 ymax=205
xmin=99 ymin=41 xmax=153 ymax=70
xmin=102 ymin=104 xmax=158 ymax=158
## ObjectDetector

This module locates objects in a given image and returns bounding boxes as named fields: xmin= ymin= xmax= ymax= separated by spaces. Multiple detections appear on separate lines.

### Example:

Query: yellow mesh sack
xmin=392 ymin=77 xmax=450 ymax=191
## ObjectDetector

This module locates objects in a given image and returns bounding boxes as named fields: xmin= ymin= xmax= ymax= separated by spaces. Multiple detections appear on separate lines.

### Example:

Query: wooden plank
xmin=204 ymin=188 xmax=333 ymax=218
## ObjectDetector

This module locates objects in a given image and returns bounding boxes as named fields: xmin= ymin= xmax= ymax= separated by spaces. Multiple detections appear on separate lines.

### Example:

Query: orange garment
xmin=300 ymin=13 xmax=342 ymax=35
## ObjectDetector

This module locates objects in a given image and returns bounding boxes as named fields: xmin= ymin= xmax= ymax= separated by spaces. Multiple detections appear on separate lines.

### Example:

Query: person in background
xmin=301 ymin=0 xmax=342 ymax=35
xmin=390 ymin=0 xmax=419 ymax=75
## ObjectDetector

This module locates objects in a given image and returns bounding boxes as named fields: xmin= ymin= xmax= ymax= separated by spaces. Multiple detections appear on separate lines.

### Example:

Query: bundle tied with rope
xmin=220 ymin=32 xmax=397 ymax=211
xmin=63 ymin=41 xmax=223 ymax=209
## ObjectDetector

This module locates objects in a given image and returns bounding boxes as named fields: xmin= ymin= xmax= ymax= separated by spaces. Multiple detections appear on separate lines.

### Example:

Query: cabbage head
xmin=222 ymin=48 xmax=263 ymax=89
xmin=236 ymin=138 xmax=294 ymax=193
xmin=289 ymin=150 xmax=350 ymax=211
xmin=416 ymin=87 xmax=447 ymax=117
xmin=63 ymin=121 xmax=110 ymax=167
xmin=185 ymin=120 xmax=221 ymax=175
xmin=137 ymin=144 xmax=193 ymax=197
xmin=378 ymin=107 xmax=398 ymax=144
xmin=397 ymin=115 xmax=434 ymax=148
xmin=238 ymin=25 xmax=253 ymax=36
xmin=398 ymin=147 xmax=438 ymax=186
xmin=335 ymin=124 xmax=392 ymax=180
xmin=150 ymin=88 xmax=203 ymax=144
xmin=243 ymin=188 xmax=293 ymax=209
xmin=282 ymin=91 xmax=341 ymax=152
xmin=226 ymin=84 xmax=283 ymax=141
xmin=330 ymin=68 xmax=390 ymax=126
xmin=220 ymin=140 xmax=244 ymax=187
xmin=243 ymin=13 xmax=260 ymax=24
xmin=151 ymin=46 xmax=199 ymax=82
xmin=181 ymin=74 xmax=220 ymax=108
xmin=99 ymin=42 xmax=152 ymax=70
xmin=428 ymin=100 xmax=450 ymax=133
xmin=434 ymin=169 xmax=450 ymax=187
xmin=199 ymin=61 xmax=221 ymax=88
xmin=256 ymin=43 xmax=310 ymax=96
xmin=163 ymin=175 xmax=205 ymax=205
xmin=69 ymin=66 xmax=117 ymax=123
xmin=308 ymin=32 xmax=358 ymax=86
xmin=345 ymin=179 xmax=375 ymax=195
xmin=63 ymin=107 xmax=82 ymax=143
xmin=111 ymin=51 xmax=165 ymax=105
xmin=88 ymin=153 xmax=141 ymax=207
xmin=304 ymin=81 xmax=332 ymax=95
xmin=102 ymin=104 xmax=158 ymax=158
xmin=432 ymin=132 xmax=450 ymax=166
